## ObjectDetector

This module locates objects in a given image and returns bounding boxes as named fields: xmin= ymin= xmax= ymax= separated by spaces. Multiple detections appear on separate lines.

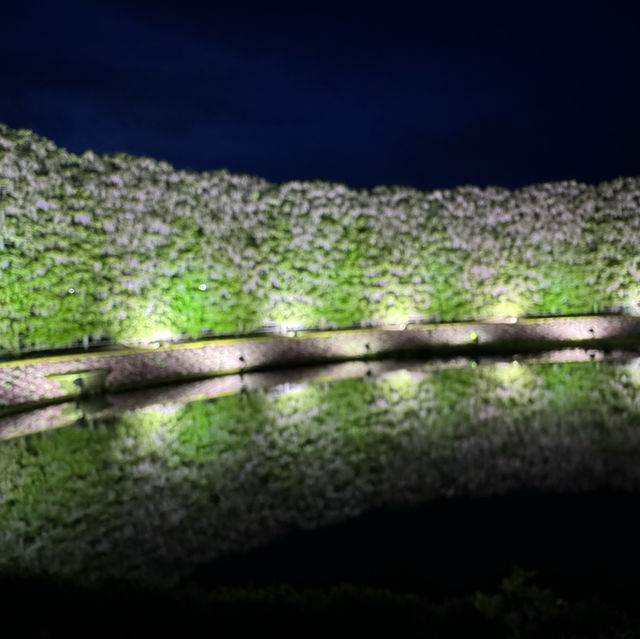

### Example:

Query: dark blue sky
xmin=3 ymin=0 xmax=639 ymax=191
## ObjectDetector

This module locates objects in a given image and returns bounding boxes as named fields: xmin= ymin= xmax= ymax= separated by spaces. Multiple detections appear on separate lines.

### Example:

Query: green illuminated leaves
xmin=3 ymin=123 xmax=640 ymax=354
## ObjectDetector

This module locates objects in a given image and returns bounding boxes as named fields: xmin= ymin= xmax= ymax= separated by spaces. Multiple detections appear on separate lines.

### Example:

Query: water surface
xmin=2 ymin=354 xmax=640 ymax=593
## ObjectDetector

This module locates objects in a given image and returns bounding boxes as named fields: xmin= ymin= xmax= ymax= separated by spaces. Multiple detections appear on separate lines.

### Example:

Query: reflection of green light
xmin=623 ymin=358 xmax=640 ymax=387
xmin=490 ymin=361 xmax=527 ymax=386
xmin=113 ymin=409 xmax=176 ymax=460
xmin=468 ymin=330 xmax=478 ymax=342
xmin=378 ymin=369 xmax=416 ymax=402
xmin=11 ymin=356 xmax=640 ymax=586
xmin=272 ymin=383 xmax=323 ymax=420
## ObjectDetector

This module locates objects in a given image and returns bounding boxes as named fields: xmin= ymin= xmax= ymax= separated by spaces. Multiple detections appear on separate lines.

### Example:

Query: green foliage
xmin=3 ymin=124 xmax=640 ymax=354
xmin=534 ymin=259 xmax=595 ymax=315
xmin=474 ymin=567 xmax=559 ymax=638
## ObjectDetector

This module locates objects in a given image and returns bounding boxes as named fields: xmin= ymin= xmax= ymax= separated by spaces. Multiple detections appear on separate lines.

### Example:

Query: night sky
xmin=3 ymin=0 xmax=640 ymax=192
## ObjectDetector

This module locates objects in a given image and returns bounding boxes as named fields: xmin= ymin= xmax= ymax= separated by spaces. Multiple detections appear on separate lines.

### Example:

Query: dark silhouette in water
xmin=191 ymin=491 xmax=640 ymax=598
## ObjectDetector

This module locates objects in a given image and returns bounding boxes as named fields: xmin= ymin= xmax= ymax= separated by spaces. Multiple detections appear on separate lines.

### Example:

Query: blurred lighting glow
xmin=268 ymin=381 xmax=309 ymax=398
xmin=484 ymin=300 xmax=525 ymax=320
xmin=120 ymin=328 xmax=176 ymax=348
xmin=263 ymin=321 xmax=306 ymax=335
xmin=489 ymin=360 xmax=529 ymax=386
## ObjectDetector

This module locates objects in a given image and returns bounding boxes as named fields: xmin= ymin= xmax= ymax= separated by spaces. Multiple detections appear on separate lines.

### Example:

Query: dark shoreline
xmin=190 ymin=490 xmax=640 ymax=597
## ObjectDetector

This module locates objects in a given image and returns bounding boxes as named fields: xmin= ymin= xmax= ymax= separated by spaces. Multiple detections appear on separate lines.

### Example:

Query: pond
xmin=2 ymin=352 xmax=640 ymax=598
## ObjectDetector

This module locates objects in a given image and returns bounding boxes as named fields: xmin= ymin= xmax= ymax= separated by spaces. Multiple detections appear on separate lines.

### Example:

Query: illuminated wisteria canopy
xmin=1 ymin=122 xmax=640 ymax=353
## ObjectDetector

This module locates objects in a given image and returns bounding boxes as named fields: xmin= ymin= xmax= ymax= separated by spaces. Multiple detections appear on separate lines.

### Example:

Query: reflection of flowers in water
xmin=3 ymin=360 xmax=640 ymax=585
xmin=0 ymin=403 xmax=78 ymax=439
xmin=148 ymin=402 xmax=180 ymax=415
xmin=266 ymin=382 xmax=308 ymax=399
xmin=476 ymin=403 xmax=502 ymax=421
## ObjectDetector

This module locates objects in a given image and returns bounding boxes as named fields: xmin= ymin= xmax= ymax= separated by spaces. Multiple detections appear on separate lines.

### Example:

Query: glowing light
xmin=146 ymin=402 xmax=180 ymax=415
xmin=483 ymin=300 xmax=525 ymax=321
xmin=146 ymin=329 xmax=175 ymax=343
xmin=68 ymin=288 xmax=75 ymax=294
xmin=270 ymin=382 xmax=308 ymax=396
xmin=489 ymin=360 xmax=528 ymax=386
xmin=119 ymin=328 xmax=176 ymax=349
xmin=468 ymin=330 xmax=478 ymax=342
xmin=622 ymin=358 xmax=640 ymax=387
xmin=263 ymin=321 xmax=306 ymax=335
xmin=378 ymin=369 xmax=415 ymax=402
xmin=198 ymin=283 xmax=207 ymax=291
xmin=376 ymin=305 xmax=416 ymax=328
xmin=386 ymin=322 xmax=408 ymax=331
